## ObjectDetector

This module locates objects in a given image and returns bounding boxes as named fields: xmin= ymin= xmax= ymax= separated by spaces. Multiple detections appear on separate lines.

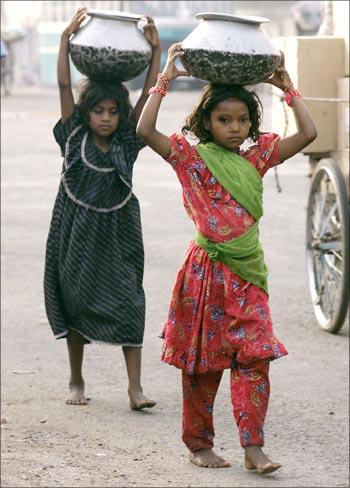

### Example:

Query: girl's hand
xmin=162 ymin=42 xmax=190 ymax=80
xmin=62 ymin=7 xmax=88 ymax=39
xmin=142 ymin=16 xmax=161 ymax=50
xmin=264 ymin=51 xmax=294 ymax=91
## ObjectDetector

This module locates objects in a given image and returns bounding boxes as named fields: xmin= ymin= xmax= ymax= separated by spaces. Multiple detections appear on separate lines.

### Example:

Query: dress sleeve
xmin=53 ymin=105 xmax=83 ymax=155
xmin=119 ymin=123 xmax=146 ymax=164
xmin=164 ymin=133 xmax=192 ymax=173
xmin=243 ymin=132 xmax=281 ymax=177
xmin=256 ymin=132 xmax=281 ymax=176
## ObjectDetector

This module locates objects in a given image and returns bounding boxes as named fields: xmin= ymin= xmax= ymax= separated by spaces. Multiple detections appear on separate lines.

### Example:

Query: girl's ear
xmin=203 ymin=117 xmax=210 ymax=131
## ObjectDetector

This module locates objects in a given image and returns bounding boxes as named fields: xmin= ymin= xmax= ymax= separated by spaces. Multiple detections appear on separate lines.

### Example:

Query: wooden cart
xmin=271 ymin=10 xmax=349 ymax=333
xmin=305 ymin=108 xmax=349 ymax=333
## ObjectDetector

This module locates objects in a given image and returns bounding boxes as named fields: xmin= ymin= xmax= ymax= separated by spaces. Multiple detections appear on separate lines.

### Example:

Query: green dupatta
xmin=195 ymin=142 xmax=268 ymax=293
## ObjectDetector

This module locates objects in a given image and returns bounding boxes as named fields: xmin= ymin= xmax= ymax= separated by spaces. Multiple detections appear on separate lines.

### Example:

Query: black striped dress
xmin=44 ymin=106 xmax=146 ymax=346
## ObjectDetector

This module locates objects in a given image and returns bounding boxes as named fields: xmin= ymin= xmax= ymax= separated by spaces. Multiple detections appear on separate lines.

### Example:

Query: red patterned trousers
xmin=182 ymin=360 xmax=270 ymax=450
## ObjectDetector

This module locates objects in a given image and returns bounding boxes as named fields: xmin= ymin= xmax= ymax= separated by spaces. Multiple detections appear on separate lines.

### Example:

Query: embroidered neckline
xmin=81 ymin=132 xmax=115 ymax=173
xmin=61 ymin=174 xmax=133 ymax=212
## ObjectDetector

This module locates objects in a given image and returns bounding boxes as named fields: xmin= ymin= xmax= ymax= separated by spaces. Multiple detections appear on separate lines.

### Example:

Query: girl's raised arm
xmin=133 ymin=16 xmax=161 ymax=122
xmin=265 ymin=52 xmax=317 ymax=162
xmin=58 ymin=8 xmax=87 ymax=122
xmin=136 ymin=43 xmax=189 ymax=159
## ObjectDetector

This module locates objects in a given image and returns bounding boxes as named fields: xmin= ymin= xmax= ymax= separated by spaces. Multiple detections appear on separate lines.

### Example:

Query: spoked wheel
xmin=306 ymin=158 xmax=349 ymax=333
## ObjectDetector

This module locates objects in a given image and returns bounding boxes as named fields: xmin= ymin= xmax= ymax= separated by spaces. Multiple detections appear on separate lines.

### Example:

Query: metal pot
xmin=69 ymin=9 xmax=152 ymax=82
xmin=181 ymin=12 xmax=281 ymax=85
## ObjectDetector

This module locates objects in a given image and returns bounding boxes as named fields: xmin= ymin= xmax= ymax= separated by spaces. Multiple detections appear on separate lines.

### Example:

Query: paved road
xmin=1 ymin=86 xmax=349 ymax=488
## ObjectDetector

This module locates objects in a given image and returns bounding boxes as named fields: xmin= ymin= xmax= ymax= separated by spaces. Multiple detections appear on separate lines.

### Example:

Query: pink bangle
xmin=157 ymin=73 xmax=170 ymax=87
xmin=148 ymin=74 xmax=170 ymax=97
xmin=148 ymin=86 xmax=167 ymax=97
xmin=284 ymin=88 xmax=301 ymax=106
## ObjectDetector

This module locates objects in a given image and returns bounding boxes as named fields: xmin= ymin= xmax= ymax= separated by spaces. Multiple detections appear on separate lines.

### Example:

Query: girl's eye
xmin=240 ymin=118 xmax=249 ymax=124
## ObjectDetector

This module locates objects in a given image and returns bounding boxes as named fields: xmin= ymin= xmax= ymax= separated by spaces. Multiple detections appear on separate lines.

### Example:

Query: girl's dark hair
xmin=77 ymin=78 xmax=135 ymax=132
xmin=182 ymin=83 xmax=263 ymax=143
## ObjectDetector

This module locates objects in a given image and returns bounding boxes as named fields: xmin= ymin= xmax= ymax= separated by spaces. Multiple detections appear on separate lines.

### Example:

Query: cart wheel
xmin=306 ymin=158 xmax=349 ymax=333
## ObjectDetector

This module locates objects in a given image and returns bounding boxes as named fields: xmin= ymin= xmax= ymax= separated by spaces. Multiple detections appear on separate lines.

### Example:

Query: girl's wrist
xmin=148 ymin=73 xmax=170 ymax=97
xmin=282 ymin=81 xmax=295 ymax=92
xmin=151 ymin=44 xmax=162 ymax=53
xmin=161 ymin=70 xmax=173 ymax=82
xmin=61 ymin=32 xmax=71 ymax=41
xmin=284 ymin=87 xmax=301 ymax=106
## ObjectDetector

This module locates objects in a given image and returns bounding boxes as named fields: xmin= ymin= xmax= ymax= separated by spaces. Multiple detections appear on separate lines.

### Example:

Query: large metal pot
xmin=69 ymin=9 xmax=152 ymax=82
xmin=181 ymin=12 xmax=281 ymax=85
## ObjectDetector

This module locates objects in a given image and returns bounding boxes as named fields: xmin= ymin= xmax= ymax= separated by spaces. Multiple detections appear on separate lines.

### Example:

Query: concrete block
xmin=337 ymin=77 xmax=349 ymax=150
xmin=271 ymin=36 xmax=345 ymax=153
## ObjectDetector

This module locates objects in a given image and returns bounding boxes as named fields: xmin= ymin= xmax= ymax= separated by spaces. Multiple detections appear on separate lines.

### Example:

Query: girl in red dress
xmin=137 ymin=44 xmax=317 ymax=474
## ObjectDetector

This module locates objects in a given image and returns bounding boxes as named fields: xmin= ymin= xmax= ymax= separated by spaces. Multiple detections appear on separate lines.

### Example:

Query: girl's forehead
xmin=93 ymin=98 xmax=118 ymax=109
xmin=214 ymin=98 xmax=248 ymax=115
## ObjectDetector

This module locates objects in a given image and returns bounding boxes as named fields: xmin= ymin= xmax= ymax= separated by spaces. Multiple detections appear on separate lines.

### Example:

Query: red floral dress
xmin=160 ymin=132 xmax=288 ymax=374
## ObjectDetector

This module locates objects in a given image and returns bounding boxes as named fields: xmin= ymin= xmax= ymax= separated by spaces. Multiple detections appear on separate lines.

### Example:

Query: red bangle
xmin=157 ymin=73 xmax=170 ymax=87
xmin=148 ymin=73 xmax=170 ymax=97
xmin=148 ymin=86 xmax=167 ymax=97
xmin=283 ymin=82 xmax=294 ymax=92
xmin=284 ymin=88 xmax=301 ymax=106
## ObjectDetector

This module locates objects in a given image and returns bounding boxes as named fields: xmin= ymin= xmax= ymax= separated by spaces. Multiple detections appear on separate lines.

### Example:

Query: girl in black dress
xmin=44 ymin=8 xmax=160 ymax=409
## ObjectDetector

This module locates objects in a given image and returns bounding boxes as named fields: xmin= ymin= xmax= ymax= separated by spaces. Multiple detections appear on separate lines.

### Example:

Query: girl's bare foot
xmin=189 ymin=449 xmax=231 ymax=468
xmin=66 ymin=381 xmax=88 ymax=405
xmin=244 ymin=446 xmax=281 ymax=474
xmin=128 ymin=388 xmax=156 ymax=411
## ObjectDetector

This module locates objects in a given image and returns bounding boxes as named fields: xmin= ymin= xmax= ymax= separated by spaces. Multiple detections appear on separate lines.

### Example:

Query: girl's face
xmin=88 ymin=98 xmax=119 ymax=137
xmin=204 ymin=98 xmax=252 ymax=151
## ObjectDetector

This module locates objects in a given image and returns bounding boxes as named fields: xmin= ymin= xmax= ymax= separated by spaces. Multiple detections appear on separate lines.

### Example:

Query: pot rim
xmin=87 ymin=9 xmax=143 ymax=22
xmin=195 ymin=12 xmax=270 ymax=24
